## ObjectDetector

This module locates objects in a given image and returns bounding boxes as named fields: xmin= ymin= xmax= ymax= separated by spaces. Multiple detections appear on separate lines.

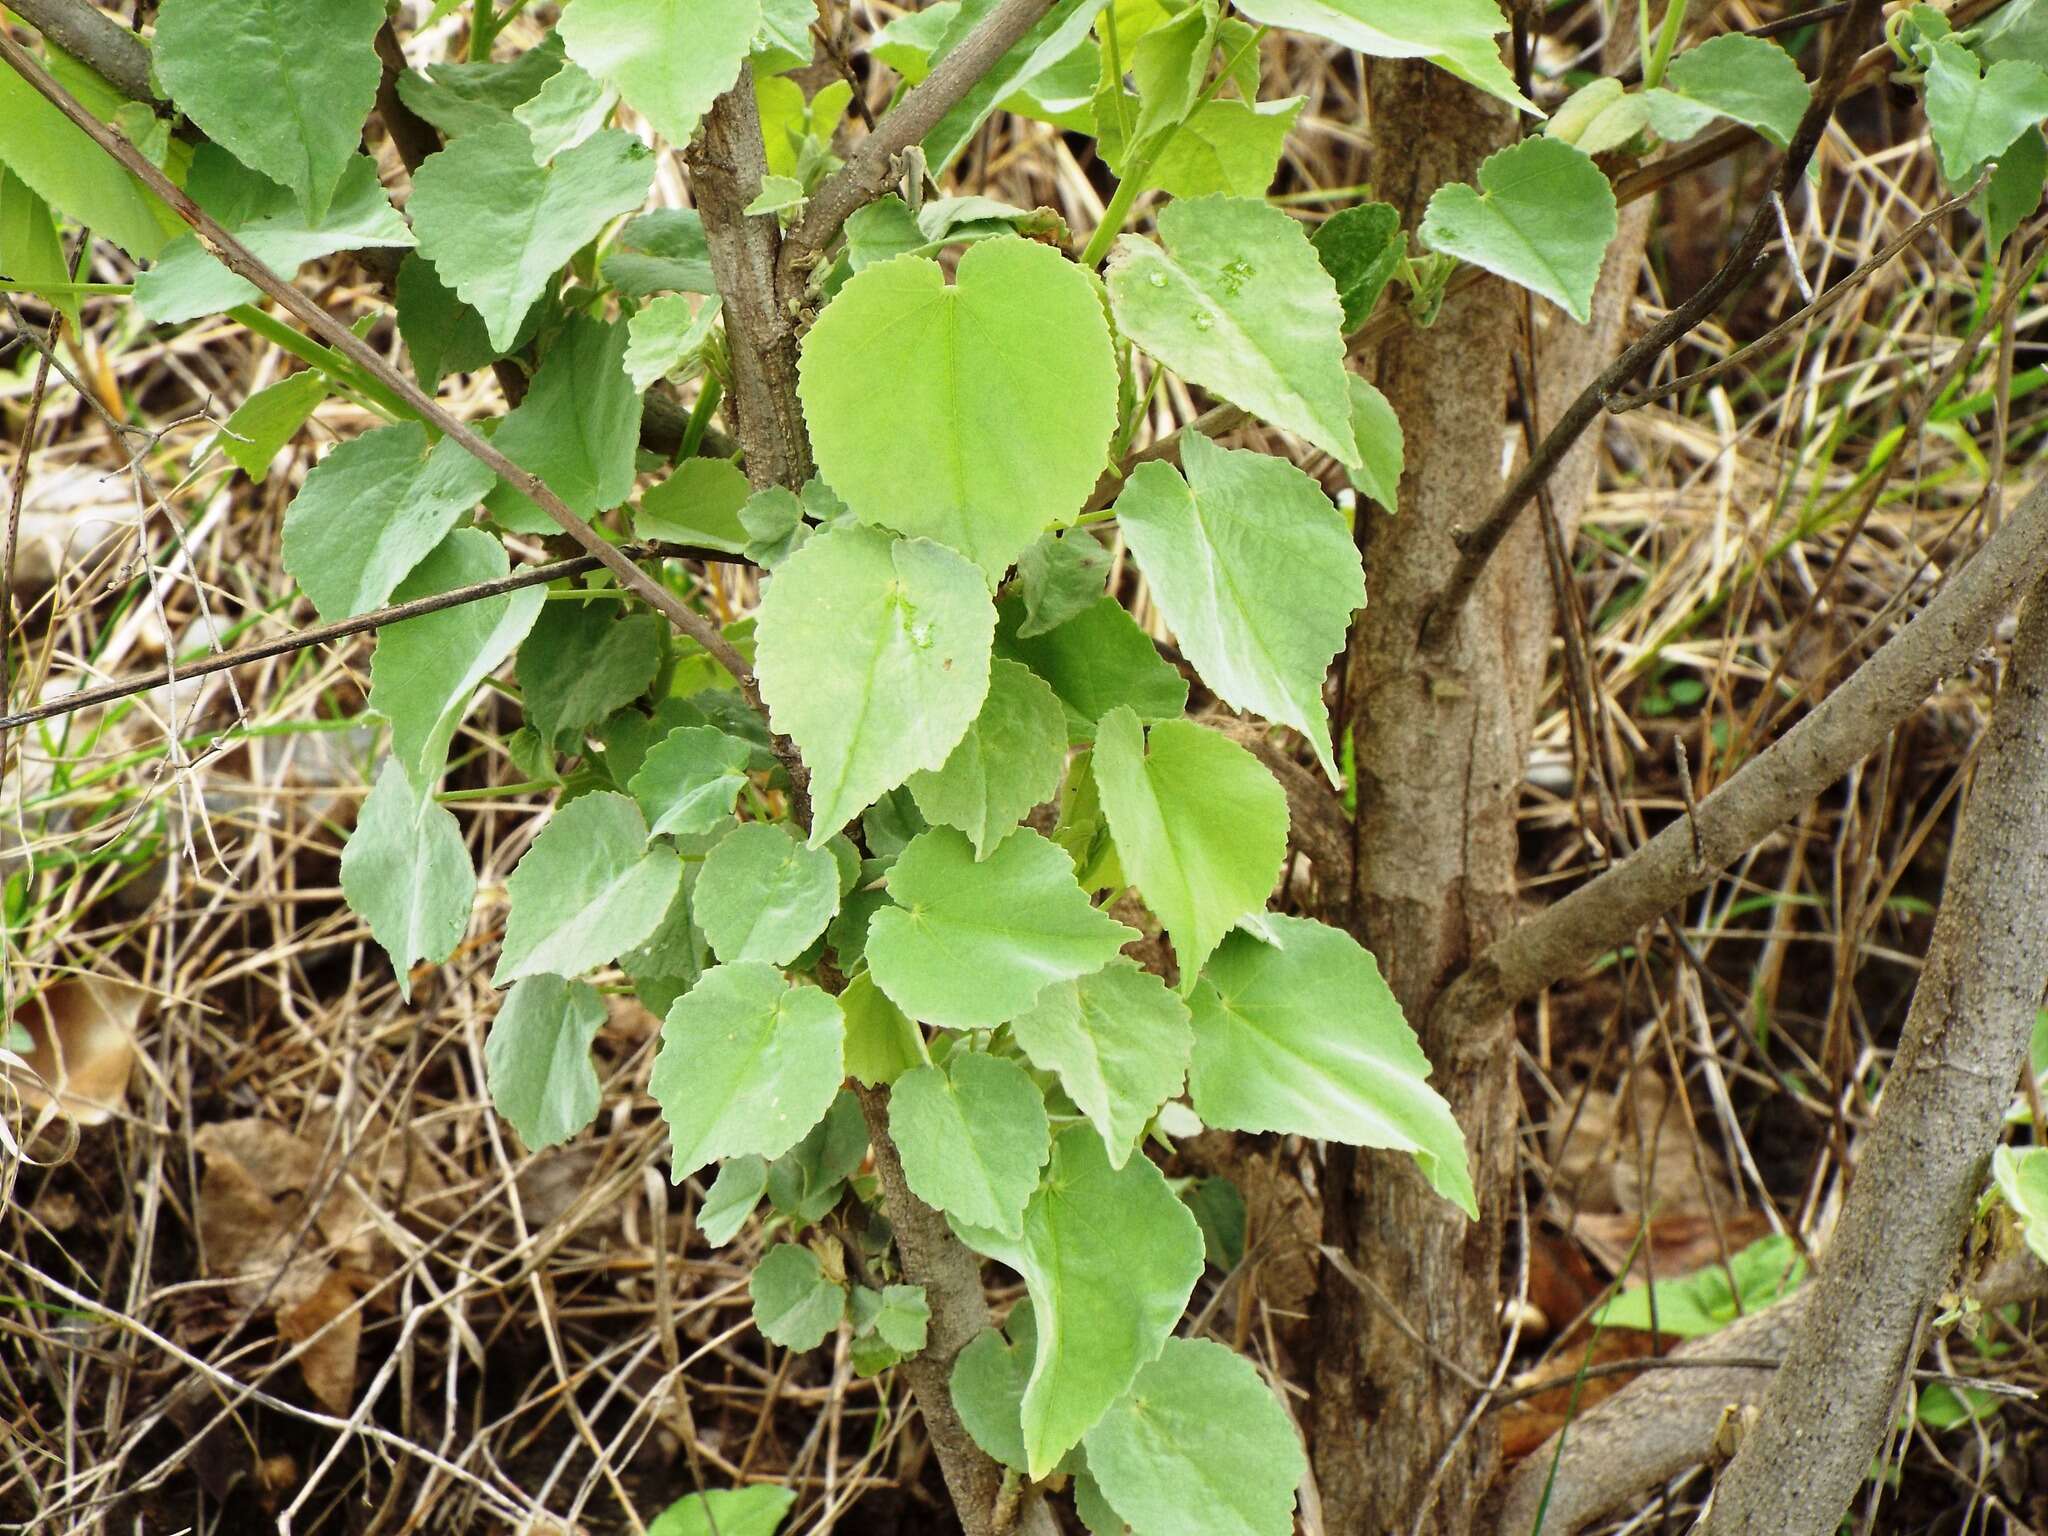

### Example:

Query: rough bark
xmin=1695 ymin=576 xmax=2048 ymax=1534
xmin=683 ymin=69 xmax=815 ymax=493
xmin=1311 ymin=57 xmax=1524 ymax=1536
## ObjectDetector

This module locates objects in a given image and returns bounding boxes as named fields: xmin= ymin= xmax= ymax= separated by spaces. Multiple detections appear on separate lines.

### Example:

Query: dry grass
xmin=5 ymin=2 xmax=2048 ymax=1532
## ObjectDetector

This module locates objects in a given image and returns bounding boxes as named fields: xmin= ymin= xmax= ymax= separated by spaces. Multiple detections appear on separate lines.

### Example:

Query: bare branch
xmin=5 ymin=0 xmax=154 ymax=103
xmin=1430 ymin=470 xmax=2048 ymax=1056
xmin=0 ymin=31 xmax=767 ymax=716
xmin=779 ymin=0 xmax=1058 ymax=287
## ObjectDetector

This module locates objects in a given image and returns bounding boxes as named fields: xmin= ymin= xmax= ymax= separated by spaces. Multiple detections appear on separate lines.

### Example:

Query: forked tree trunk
xmin=1312 ymin=55 xmax=1653 ymax=1533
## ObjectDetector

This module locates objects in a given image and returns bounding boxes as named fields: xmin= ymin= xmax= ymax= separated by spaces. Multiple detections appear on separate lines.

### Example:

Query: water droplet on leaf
xmin=1147 ymin=272 xmax=1167 ymax=288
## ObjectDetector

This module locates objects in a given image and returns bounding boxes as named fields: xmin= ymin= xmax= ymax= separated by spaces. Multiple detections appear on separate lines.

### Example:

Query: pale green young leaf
xmin=485 ymin=975 xmax=607 ymax=1149
xmin=1106 ymin=198 xmax=1358 ymax=466
xmin=1014 ymin=531 xmax=1110 ymax=638
xmin=750 ymin=1243 xmax=846 ymax=1350
xmin=842 ymin=971 xmax=923 ymax=1086
xmin=629 ymin=726 xmax=755 ymax=838
xmin=1309 ymin=201 xmax=1402 ymax=331
xmin=137 ymin=154 xmax=414 ymax=324
xmin=1547 ymin=77 xmax=1649 ymax=155
xmin=371 ymin=528 xmax=547 ymax=788
xmin=281 ymin=422 xmax=497 ymax=621
xmin=755 ymin=526 xmax=996 ymax=844
xmin=1924 ymin=40 xmax=2048 ymax=182
xmin=798 ymin=239 xmax=1119 ymax=577
xmin=952 ymin=1301 xmax=1038 ymax=1471
xmin=0 ymin=68 xmax=179 ymax=260
xmin=1112 ymin=433 xmax=1362 ymax=777
xmin=514 ymin=59 xmax=618 ymax=164
xmin=1092 ymin=709 xmax=1286 ymax=983
xmin=637 ymin=457 xmax=752 ymax=555
xmin=153 ymin=0 xmax=383 ymax=220
xmin=1082 ymin=1338 xmax=1304 ymax=1536
xmin=1593 ymin=1233 xmax=1807 ymax=1337
xmin=694 ymin=822 xmax=843 ymax=966
xmin=650 ymin=962 xmax=845 ymax=1179
xmin=908 ymin=660 xmax=1068 ymax=860
xmin=648 ymin=1487 xmax=797 ymax=1536
xmin=856 ymin=1283 xmax=931 ymax=1353
xmin=953 ymin=1127 xmax=1204 ymax=1477
xmin=517 ymin=603 xmax=663 ymax=750
xmin=411 ymin=125 xmax=654 ymax=350
xmin=1995 ymin=1145 xmax=2048 ymax=1265
xmin=487 ymin=314 xmax=641 ymax=534
xmin=624 ymin=294 xmax=723 ymax=392
xmin=604 ymin=209 xmax=717 ymax=298
xmin=996 ymin=596 xmax=1190 ymax=742
xmin=889 ymin=1052 xmax=1051 ymax=1235
xmin=699 ymin=1154 xmax=769 ymax=1246
xmin=560 ymin=0 xmax=761 ymax=146
xmin=1076 ymin=1470 xmax=1133 ymax=1536
xmin=342 ymin=760 xmax=475 ymax=1000
xmin=1011 ymin=959 xmax=1192 ymax=1168
xmin=1418 ymin=137 xmax=1618 ymax=324
xmin=1346 ymin=377 xmax=1404 ymax=515
xmin=494 ymin=792 xmax=682 ymax=985
xmin=0 ymin=168 xmax=77 ymax=335
xmin=217 ymin=370 xmax=327 ymax=482
xmin=395 ymin=36 xmax=566 ymax=137
xmin=1659 ymin=33 xmax=1810 ymax=148
xmin=1188 ymin=915 xmax=1475 ymax=1216
xmin=867 ymin=828 xmax=1137 ymax=1029
xmin=1144 ymin=99 xmax=1304 ymax=200
xmin=1228 ymin=0 xmax=1529 ymax=112
xmin=756 ymin=0 xmax=822 ymax=73
xmin=766 ymin=1090 xmax=868 ymax=1223
xmin=746 ymin=175 xmax=808 ymax=217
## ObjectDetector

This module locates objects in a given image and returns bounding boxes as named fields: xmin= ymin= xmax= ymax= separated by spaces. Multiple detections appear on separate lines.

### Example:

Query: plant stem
xmin=1643 ymin=0 xmax=1690 ymax=89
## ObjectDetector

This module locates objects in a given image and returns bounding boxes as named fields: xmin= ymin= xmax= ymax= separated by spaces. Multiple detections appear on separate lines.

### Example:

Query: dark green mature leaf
xmin=560 ymin=0 xmax=761 ymax=147
xmin=756 ymin=526 xmax=997 ymax=844
xmin=996 ymin=596 xmax=1190 ymax=742
xmin=1189 ymin=915 xmax=1475 ymax=1216
xmin=1108 ymin=198 xmax=1358 ymax=466
xmin=410 ymin=125 xmax=654 ymax=350
xmin=485 ymin=975 xmax=607 ymax=1149
xmin=137 ymin=153 xmax=413 ymax=324
xmin=1310 ymin=202 xmax=1402 ymax=331
xmin=694 ymin=822 xmax=842 ymax=965
xmin=396 ymin=35 xmax=566 ymax=137
xmin=494 ymin=792 xmax=682 ymax=985
xmin=1987 ymin=126 xmax=2048 ymax=251
xmin=517 ymin=602 xmax=663 ymax=750
xmin=798 ymin=239 xmax=1120 ymax=578
xmin=0 ymin=65 xmax=179 ymax=260
xmin=889 ymin=1051 xmax=1051 ymax=1235
xmin=486 ymin=314 xmax=641 ymax=534
xmin=766 ymin=1089 xmax=868 ymax=1224
xmin=397 ymin=252 xmax=541 ymax=391
xmin=867 ymin=828 xmax=1137 ymax=1029
xmin=603 ymin=209 xmax=717 ymax=298
xmin=750 ymin=1243 xmax=846 ymax=1349
xmin=1346 ymin=377 xmax=1404 ymax=515
xmin=650 ymin=962 xmax=846 ymax=1179
xmin=371 ymin=529 xmax=547 ymax=789
xmin=1112 ymin=432 xmax=1362 ymax=777
xmin=1082 ymin=1338 xmax=1305 ymax=1536
xmin=638 ymin=457 xmax=752 ymax=554
xmin=1418 ymin=136 xmax=1618 ymax=323
xmin=953 ymin=1128 xmax=1205 ymax=1476
xmin=342 ymin=760 xmax=475 ymax=999
xmin=153 ymin=0 xmax=384 ymax=219
xmin=1092 ymin=709 xmax=1287 ymax=983
xmin=281 ymin=422 xmax=497 ymax=621
xmin=909 ymin=659 xmax=1068 ymax=859
xmin=1011 ymin=959 xmax=1192 ymax=1168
